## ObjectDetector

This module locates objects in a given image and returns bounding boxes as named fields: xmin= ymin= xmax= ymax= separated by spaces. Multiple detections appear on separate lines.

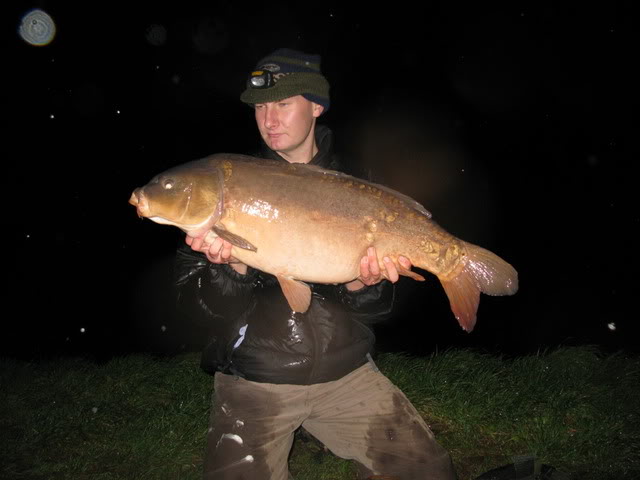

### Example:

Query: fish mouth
xmin=129 ymin=189 xmax=150 ymax=217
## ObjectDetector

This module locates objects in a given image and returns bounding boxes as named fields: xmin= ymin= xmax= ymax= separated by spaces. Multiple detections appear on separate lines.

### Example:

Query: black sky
xmin=5 ymin=2 xmax=638 ymax=359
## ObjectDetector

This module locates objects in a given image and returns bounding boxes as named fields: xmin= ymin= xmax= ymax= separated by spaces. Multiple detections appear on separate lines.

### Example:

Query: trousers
xmin=203 ymin=361 xmax=457 ymax=480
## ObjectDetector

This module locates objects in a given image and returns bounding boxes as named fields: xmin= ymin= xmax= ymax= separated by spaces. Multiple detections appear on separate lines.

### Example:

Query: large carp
xmin=129 ymin=153 xmax=518 ymax=332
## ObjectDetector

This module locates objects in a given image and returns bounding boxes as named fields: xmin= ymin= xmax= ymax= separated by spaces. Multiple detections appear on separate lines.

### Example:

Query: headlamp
xmin=249 ymin=70 xmax=275 ymax=89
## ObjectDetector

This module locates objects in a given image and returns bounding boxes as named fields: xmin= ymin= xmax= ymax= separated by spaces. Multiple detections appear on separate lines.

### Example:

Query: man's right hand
xmin=186 ymin=235 xmax=248 ymax=274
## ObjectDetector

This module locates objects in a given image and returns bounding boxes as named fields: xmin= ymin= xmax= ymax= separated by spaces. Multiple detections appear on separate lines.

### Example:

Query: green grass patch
xmin=1 ymin=346 xmax=638 ymax=479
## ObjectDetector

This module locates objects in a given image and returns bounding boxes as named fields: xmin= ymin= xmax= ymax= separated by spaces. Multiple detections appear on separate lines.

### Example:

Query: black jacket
xmin=174 ymin=125 xmax=395 ymax=385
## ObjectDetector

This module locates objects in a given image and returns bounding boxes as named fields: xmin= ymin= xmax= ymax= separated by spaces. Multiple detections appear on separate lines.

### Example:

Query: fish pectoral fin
xmin=276 ymin=276 xmax=312 ymax=313
xmin=212 ymin=224 xmax=257 ymax=252
xmin=396 ymin=261 xmax=426 ymax=281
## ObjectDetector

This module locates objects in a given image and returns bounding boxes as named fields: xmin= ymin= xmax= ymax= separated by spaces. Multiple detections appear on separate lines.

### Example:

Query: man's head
xmin=240 ymin=49 xmax=330 ymax=162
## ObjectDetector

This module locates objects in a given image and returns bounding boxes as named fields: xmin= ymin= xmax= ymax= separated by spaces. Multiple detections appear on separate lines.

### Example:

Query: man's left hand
xmin=345 ymin=247 xmax=412 ymax=291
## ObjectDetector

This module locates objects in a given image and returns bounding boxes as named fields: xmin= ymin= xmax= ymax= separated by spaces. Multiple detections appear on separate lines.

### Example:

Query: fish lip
xmin=128 ymin=191 xmax=139 ymax=207
xmin=129 ymin=189 xmax=150 ymax=217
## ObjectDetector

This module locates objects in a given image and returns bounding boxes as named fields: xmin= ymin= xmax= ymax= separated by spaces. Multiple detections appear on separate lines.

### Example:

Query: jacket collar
xmin=260 ymin=124 xmax=334 ymax=168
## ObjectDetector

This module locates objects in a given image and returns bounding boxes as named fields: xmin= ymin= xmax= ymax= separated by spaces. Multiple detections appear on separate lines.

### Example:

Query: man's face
xmin=254 ymin=95 xmax=323 ymax=155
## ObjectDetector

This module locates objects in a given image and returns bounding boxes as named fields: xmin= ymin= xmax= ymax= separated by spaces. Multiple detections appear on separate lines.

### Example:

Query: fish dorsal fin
xmin=299 ymin=165 xmax=432 ymax=219
xmin=212 ymin=224 xmax=257 ymax=252
xmin=276 ymin=275 xmax=312 ymax=313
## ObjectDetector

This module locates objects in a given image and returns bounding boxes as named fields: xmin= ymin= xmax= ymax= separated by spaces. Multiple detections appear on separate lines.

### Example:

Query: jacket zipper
xmin=304 ymin=306 xmax=320 ymax=384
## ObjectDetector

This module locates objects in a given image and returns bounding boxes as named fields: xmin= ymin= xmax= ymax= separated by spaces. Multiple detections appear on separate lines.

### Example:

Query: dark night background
xmin=4 ymin=2 xmax=638 ymax=361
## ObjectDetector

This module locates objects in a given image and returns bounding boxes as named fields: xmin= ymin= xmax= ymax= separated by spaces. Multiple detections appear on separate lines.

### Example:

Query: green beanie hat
xmin=240 ymin=48 xmax=330 ymax=113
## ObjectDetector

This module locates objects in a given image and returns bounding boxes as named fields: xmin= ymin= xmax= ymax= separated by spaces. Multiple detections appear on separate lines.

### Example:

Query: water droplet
xmin=145 ymin=24 xmax=167 ymax=47
xmin=19 ymin=9 xmax=56 ymax=46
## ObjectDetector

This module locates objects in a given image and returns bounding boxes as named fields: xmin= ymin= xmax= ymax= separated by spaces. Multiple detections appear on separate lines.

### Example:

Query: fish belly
xmin=222 ymin=209 xmax=370 ymax=283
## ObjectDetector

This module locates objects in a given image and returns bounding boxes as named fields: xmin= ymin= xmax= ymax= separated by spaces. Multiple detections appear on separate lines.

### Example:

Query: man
xmin=175 ymin=48 xmax=456 ymax=480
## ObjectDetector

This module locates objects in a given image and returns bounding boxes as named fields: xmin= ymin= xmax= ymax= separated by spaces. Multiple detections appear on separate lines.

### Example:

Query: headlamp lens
xmin=250 ymin=76 xmax=266 ymax=87
xmin=249 ymin=70 xmax=273 ymax=89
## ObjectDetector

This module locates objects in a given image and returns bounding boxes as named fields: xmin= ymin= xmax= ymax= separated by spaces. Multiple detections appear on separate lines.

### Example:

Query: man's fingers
xmin=207 ymin=237 xmax=222 ymax=258
xmin=187 ymin=234 xmax=237 ymax=265
xmin=358 ymin=247 xmax=384 ymax=286
xmin=358 ymin=247 xmax=412 ymax=285
xmin=198 ymin=238 xmax=235 ymax=264
xmin=398 ymin=255 xmax=412 ymax=270
xmin=220 ymin=240 xmax=233 ymax=260
xmin=383 ymin=257 xmax=399 ymax=283
xmin=367 ymin=247 xmax=380 ymax=277
xmin=360 ymin=255 xmax=370 ymax=279
xmin=191 ymin=236 xmax=205 ymax=251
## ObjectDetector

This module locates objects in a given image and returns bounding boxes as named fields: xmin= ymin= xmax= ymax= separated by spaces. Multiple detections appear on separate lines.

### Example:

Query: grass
xmin=1 ymin=347 xmax=638 ymax=480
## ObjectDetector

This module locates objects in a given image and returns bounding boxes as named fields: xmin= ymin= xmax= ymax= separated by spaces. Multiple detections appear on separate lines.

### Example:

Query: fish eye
xmin=163 ymin=179 xmax=174 ymax=190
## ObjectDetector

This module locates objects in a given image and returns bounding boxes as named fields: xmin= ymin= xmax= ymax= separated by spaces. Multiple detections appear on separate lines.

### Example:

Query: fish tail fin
xmin=439 ymin=242 xmax=518 ymax=332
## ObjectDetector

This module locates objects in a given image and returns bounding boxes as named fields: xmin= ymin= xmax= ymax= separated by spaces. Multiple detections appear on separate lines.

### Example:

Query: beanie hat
xmin=240 ymin=48 xmax=330 ymax=113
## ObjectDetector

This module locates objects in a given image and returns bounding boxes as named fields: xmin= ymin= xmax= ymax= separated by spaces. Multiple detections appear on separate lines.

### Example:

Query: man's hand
xmin=185 ymin=235 xmax=248 ymax=275
xmin=345 ymin=247 xmax=412 ymax=291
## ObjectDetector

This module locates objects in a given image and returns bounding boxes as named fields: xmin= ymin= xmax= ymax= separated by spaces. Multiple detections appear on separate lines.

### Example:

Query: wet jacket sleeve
xmin=332 ymin=281 xmax=396 ymax=325
xmin=174 ymin=244 xmax=258 ymax=328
